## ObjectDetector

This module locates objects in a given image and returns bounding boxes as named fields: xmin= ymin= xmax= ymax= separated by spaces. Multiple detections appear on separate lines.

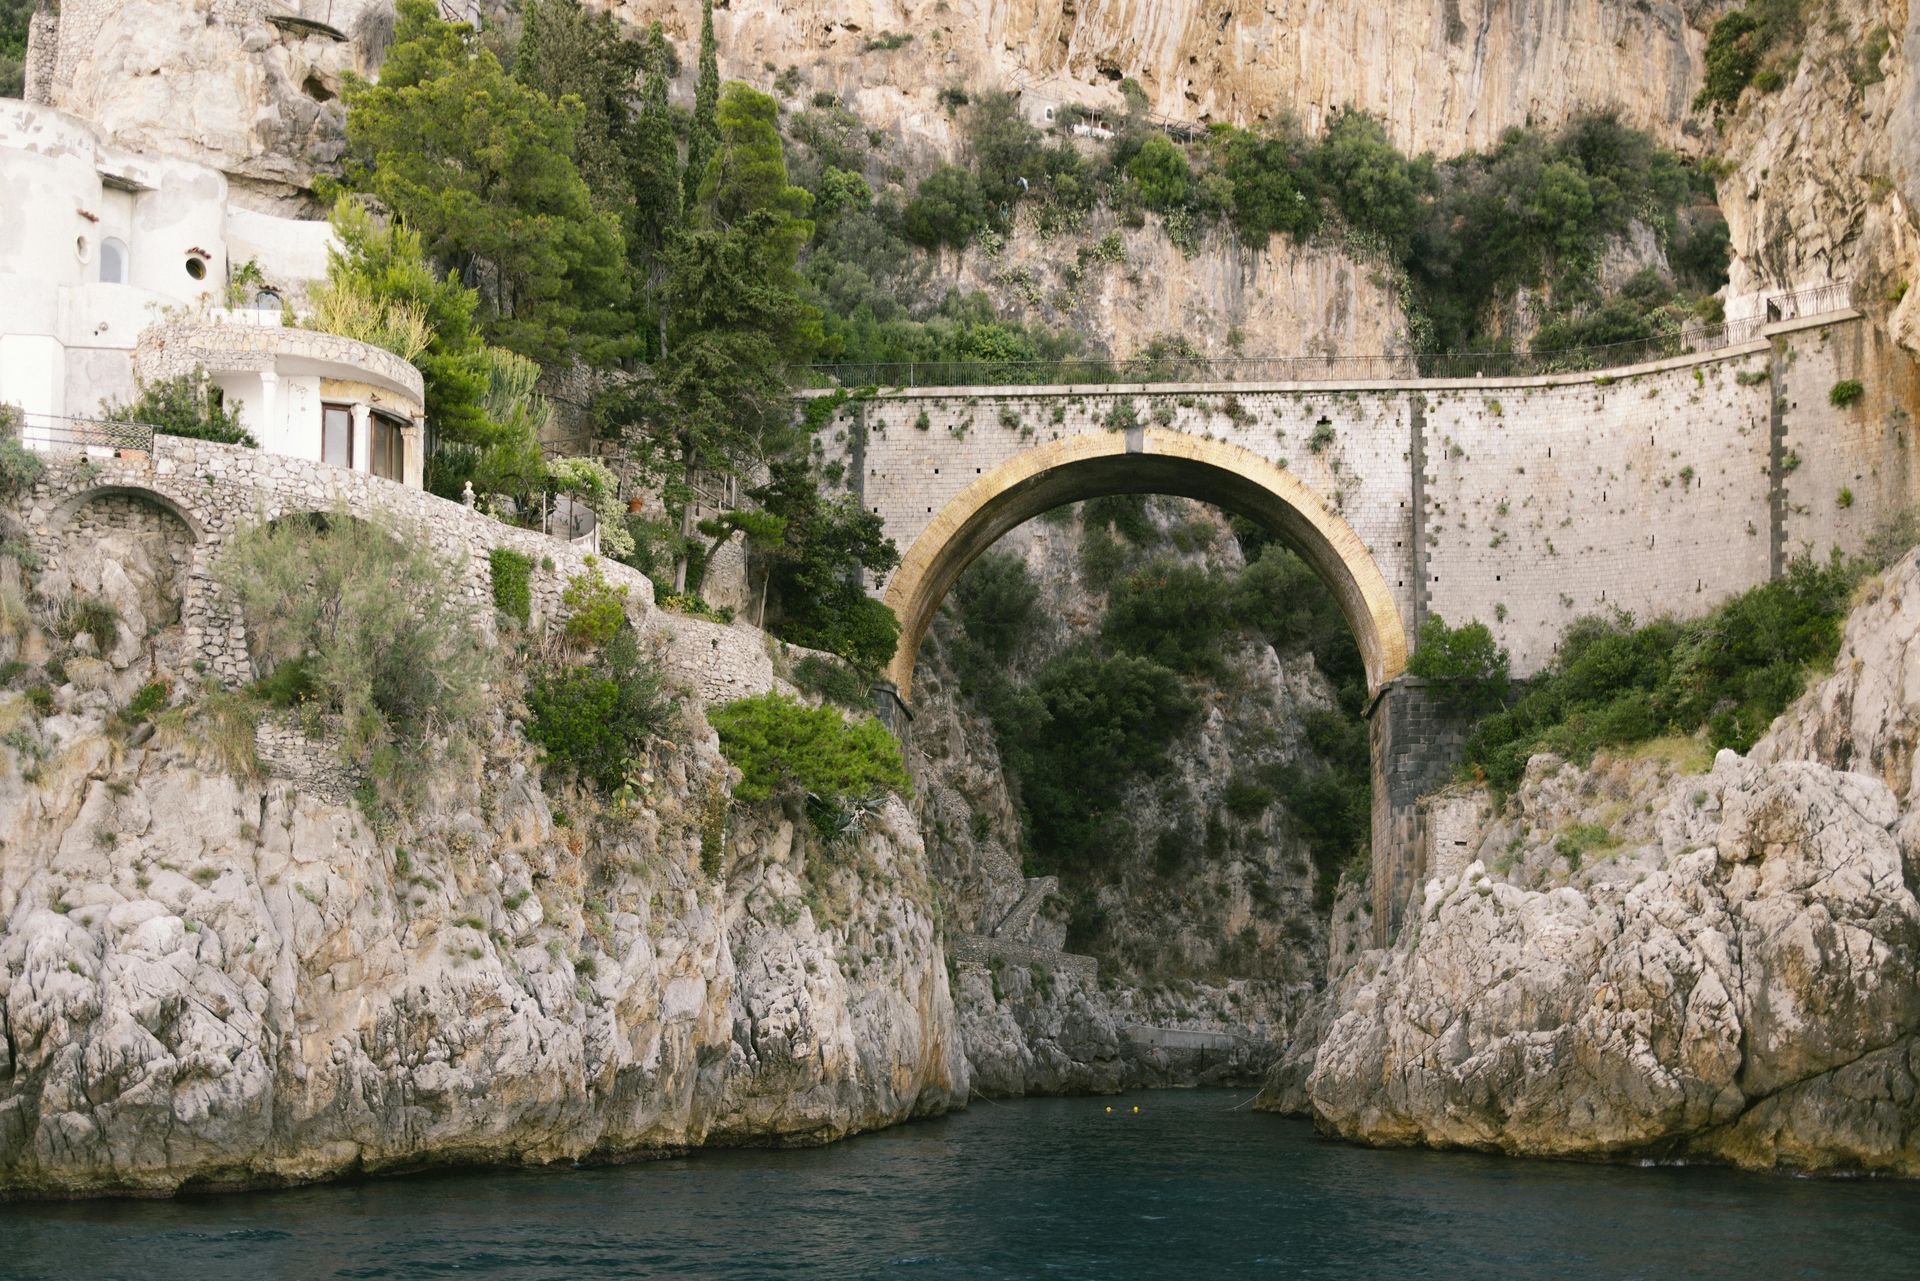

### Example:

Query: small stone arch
xmin=882 ymin=428 xmax=1408 ymax=699
xmin=45 ymin=486 xmax=205 ymax=658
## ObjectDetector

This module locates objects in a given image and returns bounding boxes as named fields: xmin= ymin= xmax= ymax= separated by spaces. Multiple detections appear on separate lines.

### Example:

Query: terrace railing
xmin=17 ymin=413 xmax=157 ymax=456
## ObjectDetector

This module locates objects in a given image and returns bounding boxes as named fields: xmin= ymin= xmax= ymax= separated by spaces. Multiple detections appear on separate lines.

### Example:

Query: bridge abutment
xmin=1368 ymin=677 xmax=1479 ymax=944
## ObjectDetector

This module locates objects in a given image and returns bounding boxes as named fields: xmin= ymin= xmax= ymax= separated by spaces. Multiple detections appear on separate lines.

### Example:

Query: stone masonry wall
xmin=12 ymin=434 xmax=655 ymax=688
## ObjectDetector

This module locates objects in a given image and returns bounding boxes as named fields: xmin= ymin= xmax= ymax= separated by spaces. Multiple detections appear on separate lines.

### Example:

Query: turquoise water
xmin=2 ymin=1090 xmax=1916 ymax=1280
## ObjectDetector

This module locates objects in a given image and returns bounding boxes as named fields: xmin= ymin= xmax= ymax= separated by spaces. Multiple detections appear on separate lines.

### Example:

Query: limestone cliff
xmin=1264 ymin=551 xmax=1920 ymax=1176
xmin=0 ymin=522 xmax=963 ymax=1198
xmin=603 ymin=0 xmax=1707 ymax=157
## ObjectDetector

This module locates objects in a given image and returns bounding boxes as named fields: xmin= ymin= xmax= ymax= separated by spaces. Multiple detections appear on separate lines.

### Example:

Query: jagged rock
xmin=0 ymin=695 xmax=964 ymax=1196
xmin=1267 ymin=551 xmax=1920 ymax=1176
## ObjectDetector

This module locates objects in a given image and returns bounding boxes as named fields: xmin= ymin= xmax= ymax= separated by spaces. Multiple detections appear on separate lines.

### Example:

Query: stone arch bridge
xmin=812 ymin=305 xmax=1914 ymax=935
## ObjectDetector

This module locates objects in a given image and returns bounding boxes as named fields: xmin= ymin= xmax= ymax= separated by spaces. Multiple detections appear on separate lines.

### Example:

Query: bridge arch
xmin=882 ymin=428 xmax=1407 ymax=700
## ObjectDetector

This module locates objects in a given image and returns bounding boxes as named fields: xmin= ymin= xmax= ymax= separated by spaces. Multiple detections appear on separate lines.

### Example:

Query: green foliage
xmin=126 ymin=681 xmax=170 ymax=721
xmin=1462 ymin=557 xmax=1858 ymax=795
xmin=514 ymin=0 xmax=643 ymax=212
xmin=1830 ymin=379 xmax=1865 ymax=408
xmin=1103 ymin=558 xmax=1238 ymax=676
xmin=0 ymin=0 xmax=29 ymax=97
xmin=952 ymin=551 xmax=1041 ymax=663
xmin=752 ymin=460 xmax=902 ymax=669
xmin=560 ymin=559 xmax=628 ymax=647
xmin=251 ymin=655 xmax=317 ymax=708
xmin=1695 ymin=2 xmax=1802 ymax=110
xmin=0 ymin=404 xmax=44 ymax=499
xmin=1314 ymin=108 xmax=1434 ymax=258
xmin=337 ymin=0 xmax=630 ymax=368
xmin=526 ymin=626 xmax=672 ymax=790
xmin=1004 ymin=650 xmax=1199 ymax=868
xmin=489 ymin=548 xmax=534 ymax=624
xmin=1408 ymin=614 xmax=1511 ymax=709
xmin=903 ymin=163 xmax=985 ymax=251
xmin=319 ymin=197 xmax=491 ymax=448
xmin=709 ymin=691 xmax=910 ymax=805
xmin=1127 ymin=133 xmax=1191 ymax=211
xmin=683 ymin=0 xmax=722 ymax=207
xmin=101 ymin=373 xmax=255 ymax=447
xmin=218 ymin=509 xmax=495 ymax=792
xmin=790 ymin=654 xmax=872 ymax=709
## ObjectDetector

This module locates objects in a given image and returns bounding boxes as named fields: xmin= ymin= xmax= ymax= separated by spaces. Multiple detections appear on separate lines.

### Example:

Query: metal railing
xmin=17 ymin=413 xmax=157 ymax=455
xmin=805 ymin=283 xmax=1857 ymax=391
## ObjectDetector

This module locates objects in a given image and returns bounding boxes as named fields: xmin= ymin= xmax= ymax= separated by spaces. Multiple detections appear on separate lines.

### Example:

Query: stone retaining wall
xmin=12 ymin=434 xmax=655 ymax=686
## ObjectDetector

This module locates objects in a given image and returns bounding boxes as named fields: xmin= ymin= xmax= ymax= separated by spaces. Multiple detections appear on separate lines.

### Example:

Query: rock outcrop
xmin=1267 ymin=552 xmax=1920 ymax=1175
xmin=0 ymin=540 xmax=964 ymax=1198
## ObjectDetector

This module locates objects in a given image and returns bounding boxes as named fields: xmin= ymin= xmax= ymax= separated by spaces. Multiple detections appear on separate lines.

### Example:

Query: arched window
xmin=99 ymin=238 xmax=128 ymax=284
xmin=254 ymin=289 xmax=282 ymax=313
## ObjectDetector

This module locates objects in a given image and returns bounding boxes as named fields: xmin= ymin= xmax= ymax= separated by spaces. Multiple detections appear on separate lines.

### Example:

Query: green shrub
xmin=560 ymin=558 xmax=627 ymax=647
xmin=1102 ymin=558 xmax=1239 ymax=676
xmin=791 ymin=654 xmax=872 ymax=708
xmin=1829 ymin=379 xmax=1865 ymax=408
xmin=709 ymin=691 xmax=910 ymax=806
xmin=526 ymin=627 xmax=671 ymax=790
xmin=489 ymin=547 xmax=534 ymax=624
xmin=55 ymin=598 xmax=120 ymax=653
xmin=1408 ymin=614 xmax=1511 ymax=709
xmin=100 ymin=372 xmax=256 ymax=447
xmin=1223 ymin=775 xmax=1274 ymax=819
xmin=24 ymin=684 xmax=53 ymax=716
xmin=217 ymin=507 xmax=494 ymax=790
xmin=952 ymin=551 xmax=1040 ymax=662
xmin=999 ymin=650 xmax=1198 ymax=869
xmin=252 ymin=655 xmax=318 ymax=708
xmin=126 ymin=681 xmax=170 ymax=720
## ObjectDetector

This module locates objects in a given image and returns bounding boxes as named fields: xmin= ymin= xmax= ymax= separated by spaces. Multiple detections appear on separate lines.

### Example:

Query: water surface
xmin=3 ymin=1090 xmax=1916 ymax=1280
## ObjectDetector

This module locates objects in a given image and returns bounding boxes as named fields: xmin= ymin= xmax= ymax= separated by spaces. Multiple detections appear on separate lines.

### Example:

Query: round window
xmin=185 ymin=255 xmax=207 ymax=281
xmin=74 ymin=235 xmax=91 ymax=263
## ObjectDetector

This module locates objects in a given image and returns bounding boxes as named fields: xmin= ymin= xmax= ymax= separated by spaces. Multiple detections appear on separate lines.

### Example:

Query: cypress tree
xmin=632 ymin=22 xmax=682 ymax=357
xmin=683 ymin=0 xmax=721 ymax=208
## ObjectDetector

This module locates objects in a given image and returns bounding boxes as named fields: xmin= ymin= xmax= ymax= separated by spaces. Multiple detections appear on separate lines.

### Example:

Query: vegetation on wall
xmin=218 ymin=509 xmax=495 ymax=802
xmin=1460 ymin=555 xmax=1860 ymax=796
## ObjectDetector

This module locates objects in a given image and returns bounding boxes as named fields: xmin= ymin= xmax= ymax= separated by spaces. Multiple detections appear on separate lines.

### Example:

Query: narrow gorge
xmin=2 ymin=0 xmax=1919 ymax=1274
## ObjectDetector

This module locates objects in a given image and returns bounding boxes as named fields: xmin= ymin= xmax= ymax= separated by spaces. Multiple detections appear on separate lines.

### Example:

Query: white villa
xmin=0 ymin=99 xmax=427 ymax=487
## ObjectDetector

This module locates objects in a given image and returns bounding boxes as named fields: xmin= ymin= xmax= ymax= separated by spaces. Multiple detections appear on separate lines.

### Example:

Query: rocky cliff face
xmin=0 ymin=539 xmax=963 ymax=1198
xmin=30 ymin=0 xmax=394 ymax=207
xmin=605 ymin=0 xmax=1706 ymax=157
xmin=1265 ymin=552 xmax=1920 ymax=1175
xmin=1714 ymin=2 xmax=1920 ymax=357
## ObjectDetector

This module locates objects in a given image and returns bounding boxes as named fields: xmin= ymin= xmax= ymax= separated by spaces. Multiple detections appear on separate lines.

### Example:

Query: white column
xmin=257 ymin=370 xmax=279 ymax=454
xmin=403 ymin=415 xmax=427 ymax=489
xmin=350 ymin=403 xmax=371 ymax=474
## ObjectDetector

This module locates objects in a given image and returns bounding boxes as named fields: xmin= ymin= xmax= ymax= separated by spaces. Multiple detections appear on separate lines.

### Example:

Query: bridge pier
xmin=1367 ymin=677 xmax=1479 ymax=945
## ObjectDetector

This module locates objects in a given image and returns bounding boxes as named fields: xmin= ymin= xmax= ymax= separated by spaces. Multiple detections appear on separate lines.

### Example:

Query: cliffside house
xmin=0 ymin=100 xmax=427 ymax=487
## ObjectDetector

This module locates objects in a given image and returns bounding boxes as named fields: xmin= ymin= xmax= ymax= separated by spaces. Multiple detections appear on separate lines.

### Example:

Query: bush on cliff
xmin=526 ymin=625 xmax=672 ymax=792
xmin=1462 ymin=555 xmax=1858 ymax=795
xmin=218 ymin=508 xmax=493 ymax=789
xmin=709 ymin=691 xmax=911 ymax=808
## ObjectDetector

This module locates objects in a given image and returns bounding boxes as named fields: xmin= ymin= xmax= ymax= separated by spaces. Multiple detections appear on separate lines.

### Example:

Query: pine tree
xmin=682 ymin=0 xmax=721 ymax=209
